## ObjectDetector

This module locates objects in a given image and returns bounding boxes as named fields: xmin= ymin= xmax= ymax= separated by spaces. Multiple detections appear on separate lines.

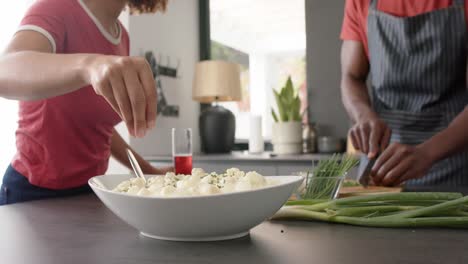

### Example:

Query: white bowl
xmin=89 ymin=174 xmax=302 ymax=241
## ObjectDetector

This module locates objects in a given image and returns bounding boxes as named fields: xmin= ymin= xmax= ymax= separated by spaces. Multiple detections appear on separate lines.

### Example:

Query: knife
xmin=359 ymin=158 xmax=376 ymax=188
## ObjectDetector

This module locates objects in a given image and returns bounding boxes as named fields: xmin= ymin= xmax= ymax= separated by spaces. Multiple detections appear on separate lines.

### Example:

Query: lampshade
xmin=192 ymin=60 xmax=242 ymax=103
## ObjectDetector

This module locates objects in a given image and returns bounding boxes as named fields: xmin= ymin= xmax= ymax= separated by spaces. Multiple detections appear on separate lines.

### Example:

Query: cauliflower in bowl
xmin=112 ymin=168 xmax=276 ymax=197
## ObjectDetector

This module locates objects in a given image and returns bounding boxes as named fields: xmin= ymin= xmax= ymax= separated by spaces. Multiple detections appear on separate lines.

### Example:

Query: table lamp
xmin=193 ymin=60 xmax=241 ymax=153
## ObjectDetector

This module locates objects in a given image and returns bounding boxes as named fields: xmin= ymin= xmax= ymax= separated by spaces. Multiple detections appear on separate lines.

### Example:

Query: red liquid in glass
xmin=174 ymin=155 xmax=193 ymax=175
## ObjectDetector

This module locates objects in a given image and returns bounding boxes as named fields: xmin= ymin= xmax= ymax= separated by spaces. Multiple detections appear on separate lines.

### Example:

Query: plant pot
xmin=272 ymin=121 xmax=302 ymax=154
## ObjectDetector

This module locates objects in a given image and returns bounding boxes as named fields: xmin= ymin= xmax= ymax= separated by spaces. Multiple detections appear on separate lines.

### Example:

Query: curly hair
xmin=128 ymin=0 xmax=169 ymax=14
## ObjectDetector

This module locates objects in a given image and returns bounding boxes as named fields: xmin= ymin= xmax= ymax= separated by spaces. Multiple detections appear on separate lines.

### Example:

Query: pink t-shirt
xmin=11 ymin=0 xmax=128 ymax=189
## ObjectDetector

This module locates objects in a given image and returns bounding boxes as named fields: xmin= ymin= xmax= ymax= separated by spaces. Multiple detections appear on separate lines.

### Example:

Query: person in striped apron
xmin=340 ymin=0 xmax=468 ymax=187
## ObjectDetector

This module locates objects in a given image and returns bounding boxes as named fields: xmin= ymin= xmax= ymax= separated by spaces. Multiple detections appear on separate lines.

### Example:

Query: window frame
xmin=197 ymin=0 xmax=307 ymax=150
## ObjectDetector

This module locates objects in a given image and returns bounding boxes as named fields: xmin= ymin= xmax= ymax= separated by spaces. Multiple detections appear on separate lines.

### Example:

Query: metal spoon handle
xmin=126 ymin=148 xmax=146 ymax=183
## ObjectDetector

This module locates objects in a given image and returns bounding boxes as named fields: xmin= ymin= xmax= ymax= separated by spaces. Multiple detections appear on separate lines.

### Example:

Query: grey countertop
xmin=146 ymin=151 xmax=333 ymax=162
xmin=0 ymin=194 xmax=467 ymax=264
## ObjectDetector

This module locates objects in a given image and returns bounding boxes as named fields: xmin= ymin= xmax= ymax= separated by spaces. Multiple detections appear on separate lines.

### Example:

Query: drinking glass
xmin=172 ymin=128 xmax=193 ymax=175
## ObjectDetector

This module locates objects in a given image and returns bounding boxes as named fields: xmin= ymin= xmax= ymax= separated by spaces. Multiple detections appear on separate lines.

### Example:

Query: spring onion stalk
xmin=273 ymin=192 xmax=468 ymax=228
xmin=374 ymin=195 xmax=468 ymax=219
xmin=286 ymin=199 xmax=328 ymax=206
xmin=287 ymin=199 xmax=453 ymax=207
xmin=325 ymin=205 xmax=421 ymax=217
xmin=299 ymin=192 xmax=462 ymax=211
xmin=273 ymin=207 xmax=468 ymax=228
xmin=455 ymin=211 xmax=468 ymax=216
xmin=303 ymin=154 xmax=359 ymax=199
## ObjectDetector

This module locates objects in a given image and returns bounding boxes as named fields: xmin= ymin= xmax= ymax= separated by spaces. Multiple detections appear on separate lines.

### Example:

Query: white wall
xmin=127 ymin=0 xmax=200 ymax=156
xmin=0 ymin=1 xmax=35 ymax=180
xmin=306 ymin=0 xmax=350 ymax=138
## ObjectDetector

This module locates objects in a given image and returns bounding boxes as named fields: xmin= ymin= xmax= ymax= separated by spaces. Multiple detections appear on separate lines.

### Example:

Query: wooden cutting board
xmin=338 ymin=186 xmax=402 ymax=198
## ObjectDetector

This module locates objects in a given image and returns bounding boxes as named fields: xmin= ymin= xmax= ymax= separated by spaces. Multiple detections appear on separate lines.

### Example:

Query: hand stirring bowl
xmin=126 ymin=148 xmax=147 ymax=185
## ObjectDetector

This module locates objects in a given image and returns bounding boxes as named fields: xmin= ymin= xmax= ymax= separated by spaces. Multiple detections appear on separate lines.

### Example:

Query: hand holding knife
xmin=359 ymin=156 xmax=377 ymax=188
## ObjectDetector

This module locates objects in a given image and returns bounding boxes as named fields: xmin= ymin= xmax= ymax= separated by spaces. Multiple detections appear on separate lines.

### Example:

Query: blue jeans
xmin=0 ymin=165 xmax=92 ymax=205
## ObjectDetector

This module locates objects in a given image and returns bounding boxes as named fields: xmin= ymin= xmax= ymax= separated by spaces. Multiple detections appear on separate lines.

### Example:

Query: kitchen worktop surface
xmin=145 ymin=151 xmax=333 ymax=162
xmin=1 ymin=194 xmax=467 ymax=264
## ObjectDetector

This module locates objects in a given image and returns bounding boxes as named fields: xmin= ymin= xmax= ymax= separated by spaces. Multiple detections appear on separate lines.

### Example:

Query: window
xmin=208 ymin=0 xmax=307 ymax=141
xmin=0 ymin=1 xmax=34 ymax=180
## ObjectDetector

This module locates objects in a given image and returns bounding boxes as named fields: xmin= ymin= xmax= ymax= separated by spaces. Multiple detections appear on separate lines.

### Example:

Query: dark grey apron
xmin=366 ymin=0 xmax=468 ymax=186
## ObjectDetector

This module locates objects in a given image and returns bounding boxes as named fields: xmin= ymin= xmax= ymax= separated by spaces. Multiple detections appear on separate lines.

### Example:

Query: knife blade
xmin=359 ymin=158 xmax=376 ymax=188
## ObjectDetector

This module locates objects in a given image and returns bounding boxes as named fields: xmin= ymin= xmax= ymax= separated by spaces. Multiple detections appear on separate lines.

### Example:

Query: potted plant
xmin=271 ymin=76 xmax=303 ymax=154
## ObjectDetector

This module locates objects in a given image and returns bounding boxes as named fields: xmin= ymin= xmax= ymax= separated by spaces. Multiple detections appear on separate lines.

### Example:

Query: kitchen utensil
xmin=317 ymin=136 xmax=344 ymax=153
xmin=89 ymin=174 xmax=303 ymax=241
xmin=359 ymin=158 xmax=376 ymax=187
xmin=302 ymin=123 xmax=317 ymax=153
xmin=126 ymin=149 xmax=146 ymax=184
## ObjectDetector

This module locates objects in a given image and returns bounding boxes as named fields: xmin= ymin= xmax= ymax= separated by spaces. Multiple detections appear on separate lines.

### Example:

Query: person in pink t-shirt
xmin=0 ymin=0 xmax=172 ymax=205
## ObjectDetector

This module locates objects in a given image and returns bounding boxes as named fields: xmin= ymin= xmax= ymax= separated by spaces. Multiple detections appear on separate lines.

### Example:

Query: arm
xmin=0 ymin=31 xmax=88 ymax=100
xmin=340 ymin=40 xmax=391 ymax=158
xmin=110 ymin=128 xmax=173 ymax=175
xmin=340 ymin=41 xmax=372 ymax=123
xmin=372 ymin=108 xmax=468 ymax=186
xmin=0 ymin=31 xmax=157 ymax=138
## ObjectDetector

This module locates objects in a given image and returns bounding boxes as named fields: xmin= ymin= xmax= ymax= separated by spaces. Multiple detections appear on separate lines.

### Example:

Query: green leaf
xmin=284 ymin=77 xmax=295 ymax=103
xmin=292 ymin=96 xmax=301 ymax=121
xmin=280 ymin=95 xmax=292 ymax=121
xmin=279 ymin=86 xmax=288 ymax=104
xmin=272 ymin=76 xmax=302 ymax=122
xmin=271 ymin=108 xmax=279 ymax=122
xmin=274 ymin=90 xmax=287 ymax=121
xmin=287 ymin=108 xmax=294 ymax=121
xmin=285 ymin=77 xmax=294 ymax=96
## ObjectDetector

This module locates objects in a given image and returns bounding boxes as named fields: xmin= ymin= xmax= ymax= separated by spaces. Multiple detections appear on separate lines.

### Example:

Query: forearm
xmin=341 ymin=76 xmax=376 ymax=123
xmin=420 ymin=107 xmax=468 ymax=163
xmin=110 ymin=129 xmax=155 ymax=174
xmin=340 ymin=41 xmax=376 ymax=123
xmin=0 ymin=51 xmax=92 ymax=100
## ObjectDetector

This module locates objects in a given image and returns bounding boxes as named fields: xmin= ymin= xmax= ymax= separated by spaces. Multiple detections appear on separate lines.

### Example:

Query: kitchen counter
xmin=146 ymin=151 xmax=336 ymax=176
xmin=145 ymin=151 xmax=333 ymax=162
xmin=1 ymin=194 xmax=467 ymax=264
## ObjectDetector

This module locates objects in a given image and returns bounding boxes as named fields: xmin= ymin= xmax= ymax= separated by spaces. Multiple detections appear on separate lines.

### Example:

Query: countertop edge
xmin=145 ymin=151 xmax=337 ymax=162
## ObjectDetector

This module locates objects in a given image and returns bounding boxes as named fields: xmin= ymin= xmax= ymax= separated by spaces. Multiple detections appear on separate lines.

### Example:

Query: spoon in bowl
xmin=126 ymin=148 xmax=147 ymax=185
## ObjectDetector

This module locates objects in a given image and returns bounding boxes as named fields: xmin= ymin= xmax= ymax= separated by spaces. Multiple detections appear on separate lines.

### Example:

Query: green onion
xmin=286 ymin=199 xmax=328 ymax=206
xmin=303 ymin=154 xmax=359 ymax=199
xmin=300 ymin=192 xmax=462 ymax=211
xmin=273 ymin=192 xmax=468 ymax=228
xmin=374 ymin=195 xmax=468 ymax=219
xmin=273 ymin=207 xmax=468 ymax=228
xmin=325 ymin=205 xmax=421 ymax=217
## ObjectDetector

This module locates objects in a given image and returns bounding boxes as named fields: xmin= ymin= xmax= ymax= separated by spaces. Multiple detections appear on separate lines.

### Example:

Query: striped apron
xmin=366 ymin=0 xmax=468 ymax=186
